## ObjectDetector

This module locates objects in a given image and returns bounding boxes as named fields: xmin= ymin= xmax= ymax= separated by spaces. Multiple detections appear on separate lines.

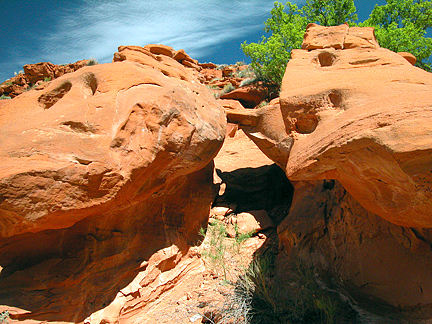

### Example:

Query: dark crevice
xmin=38 ymin=81 xmax=72 ymax=109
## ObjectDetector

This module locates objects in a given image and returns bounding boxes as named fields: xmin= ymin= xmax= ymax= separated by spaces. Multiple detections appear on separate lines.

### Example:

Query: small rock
xmin=218 ymin=182 xmax=227 ymax=196
xmin=189 ymin=314 xmax=202 ymax=322
xmin=226 ymin=223 xmax=236 ymax=238
xmin=236 ymin=210 xmax=275 ymax=234
xmin=210 ymin=206 xmax=230 ymax=220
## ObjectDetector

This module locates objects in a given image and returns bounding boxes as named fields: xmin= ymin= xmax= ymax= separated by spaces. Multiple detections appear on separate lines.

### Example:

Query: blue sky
xmin=1 ymin=0 xmax=386 ymax=82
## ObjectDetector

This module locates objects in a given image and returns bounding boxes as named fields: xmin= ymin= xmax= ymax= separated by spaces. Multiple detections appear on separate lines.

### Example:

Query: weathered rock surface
xmin=0 ymin=45 xmax=225 ymax=322
xmin=225 ymin=99 xmax=293 ymax=169
xmin=23 ymin=60 xmax=90 ymax=84
xmin=113 ymin=45 xmax=198 ymax=82
xmin=223 ymin=24 xmax=432 ymax=310
xmin=214 ymin=135 xmax=293 ymax=215
xmin=281 ymin=24 xmax=432 ymax=229
xmin=278 ymin=180 xmax=432 ymax=308
xmin=0 ymin=60 xmax=90 ymax=98
xmin=302 ymin=23 xmax=379 ymax=50
xmin=219 ymin=85 xmax=268 ymax=108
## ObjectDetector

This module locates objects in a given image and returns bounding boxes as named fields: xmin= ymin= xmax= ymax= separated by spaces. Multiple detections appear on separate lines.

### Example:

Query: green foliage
xmin=241 ymin=2 xmax=306 ymax=86
xmin=234 ymin=225 xmax=254 ymax=245
xmin=242 ymin=0 xmax=432 ymax=87
xmin=200 ymin=220 xmax=228 ymax=280
xmin=303 ymin=0 xmax=357 ymax=26
xmin=87 ymin=57 xmax=99 ymax=66
xmin=361 ymin=0 xmax=432 ymax=71
xmin=0 ymin=95 xmax=12 ymax=100
xmin=219 ymin=82 xmax=235 ymax=97
xmin=235 ymin=65 xmax=256 ymax=79
xmin=241 ymin=1 xmax=357 ymax=85
xmin=44 ymin=77 xmax=52 ymax=82
xmin=5 ymin=82 xmax=12 ymax=86
xmin=223 ymin=256 xmax=342 ymax=324
xmin=0 ymin=310 xmax=9 ymax=324
xmin=200 ymin=219 xmax=255 ymax=283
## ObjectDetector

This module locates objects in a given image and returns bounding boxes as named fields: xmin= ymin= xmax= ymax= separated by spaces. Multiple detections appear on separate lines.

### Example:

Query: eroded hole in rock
xmin=349 ymin=58 xmax=380 ymax=65
xmin=84 ymin=72 xmax=98 ymax=95
xmin=38 ymin=81 xmax=72 ymax=109
xmin=215 ymin=164 xmax=294 ymax=226
xmin=62 ymin=121 xmax=96 ymax=133
xmin=318 ymin=51 xmax=337 ymax=67
xmin=295 ymin=113 xmax=318 ymax=134
xmin=328 ymin=91 xmax=342 ymax=108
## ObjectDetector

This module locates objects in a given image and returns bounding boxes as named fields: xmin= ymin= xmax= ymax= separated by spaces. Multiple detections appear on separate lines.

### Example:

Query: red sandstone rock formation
xmin=281 ymin=24 xmax=432 ymax=229
xmin=0 ymin=60 xmax=90 ymax=99
xmin=278 ymin=180 xmax=432 ymax=308
xmin=0 ymin=45 xmax=225 ymax=322
xmin=219 ymin=85 xmax=268 ymax=108
xmin=226 ymin=24 xmax=432 ymax=310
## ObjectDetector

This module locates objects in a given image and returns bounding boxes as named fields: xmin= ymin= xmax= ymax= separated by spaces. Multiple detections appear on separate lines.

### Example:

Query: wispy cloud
xmin=1 ymin=0 xmax=303 ymax=81
xmin=43 ymin=0 xmax=277 ymax=63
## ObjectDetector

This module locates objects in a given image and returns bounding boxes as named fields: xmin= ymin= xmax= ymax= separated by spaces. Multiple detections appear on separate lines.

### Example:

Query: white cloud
xmin=0 ymin=0 xmax=304 ymax=81
xmin=41 ymin=0 xmax=292 ymax=63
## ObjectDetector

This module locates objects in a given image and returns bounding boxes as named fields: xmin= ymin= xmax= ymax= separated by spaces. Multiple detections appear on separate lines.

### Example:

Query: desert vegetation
xmin=199 ymin=216 xmax=352 ymax=324
xmin=242 ymin=0 xmax=432 ymax=87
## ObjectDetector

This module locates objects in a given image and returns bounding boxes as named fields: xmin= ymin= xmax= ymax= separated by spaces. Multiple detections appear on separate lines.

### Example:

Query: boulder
xmin=236 ymin=210 xmax=275 ymax=234
xmin=23 ymin=60 xmax=89 ymax=84
xmin=344 ymin=26 xmax=380 ymax=49
xmin=302 ymin=23 xmax=379 ymax=50
xmin=217 ymin=99 xmax=245 ymax=111
xmin=0 ymin=47 xmax=225 ymax=321
xmin=219 ymin=86 xmax=267 ymax=108
xmin=173 ymin=49 xmax=190 ymax=61
xmin=302 ymin=23 xmax=349 ymax=50
xmin=23 ymin=61 xmax=57 ymax=83
xmin=274 ymin=25 xmax=432 ymax=309
xmin=222 ymin=66 xmax=236 ymax=78
xmin=199 ymin=62 xmax=217 ymax=69
xmin=225 ymin=101 xmax=292 ymax=169
xmin=143 ymin=44 xmax=175 ymax=57
xmin=113 ymin=45 xmax=197 ymax=81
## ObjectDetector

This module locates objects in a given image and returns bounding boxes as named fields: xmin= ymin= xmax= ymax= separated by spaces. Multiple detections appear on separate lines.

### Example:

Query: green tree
xmin=241 ymin=0 xmax=357 ymax=86
xmin=303 ymin=0 xmax=357 ymax=26
xmin=362 ymin=0 xmax=432 ymax=71
xmin=241 ymin=2 xmax=306 ymax=86
xmin=242 ymin=0 xmax=432 ymax=87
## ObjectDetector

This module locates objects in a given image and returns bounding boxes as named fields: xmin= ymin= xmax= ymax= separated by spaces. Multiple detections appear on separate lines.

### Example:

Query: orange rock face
xmin=0 ymin=46 xmax=225 ymax=321
xmin=223 ymin=24 xmax=432 ymax=309
xmin=225 ymin=100 xmax=293 ymax=169
xmin=278 ymin=180 xmax=432 ymax=308
xmin=281 ymin=25 xmax=432 ymax=229
xmin=302 ymin=23 xmax=379 ymax=50
xmin=0 ymin=60 xmax=90 ymax=98
xmin=276 ymin=25 xmax=432 ymax=309
xmin=219 ymin=85 xmax=267 ymax=108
